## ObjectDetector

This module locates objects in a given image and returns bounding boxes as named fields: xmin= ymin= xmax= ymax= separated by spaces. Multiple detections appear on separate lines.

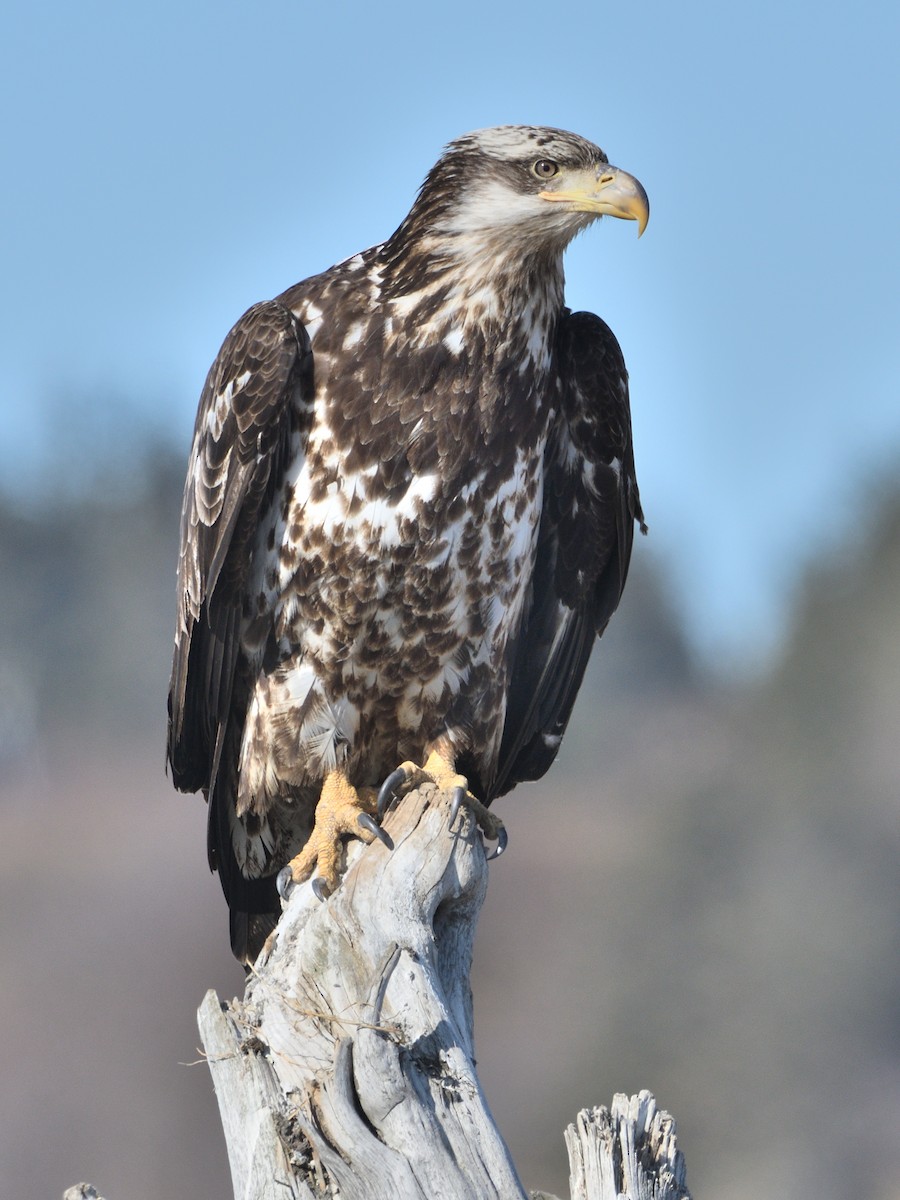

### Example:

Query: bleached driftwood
xmin=562 ymin=1092 xmax=689 ymax=1200
xmin=196 ymin=782 xmax=691 ymax=1200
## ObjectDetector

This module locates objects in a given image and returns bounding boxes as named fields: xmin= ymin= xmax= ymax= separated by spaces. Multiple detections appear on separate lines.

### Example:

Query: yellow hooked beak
xmin=540 ymin=165 xmax=649 ymax=236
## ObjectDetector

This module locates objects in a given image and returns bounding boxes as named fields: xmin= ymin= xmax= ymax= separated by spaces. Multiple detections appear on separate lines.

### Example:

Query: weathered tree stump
xmin=194 ymin=782 xmax=691 ymax=1200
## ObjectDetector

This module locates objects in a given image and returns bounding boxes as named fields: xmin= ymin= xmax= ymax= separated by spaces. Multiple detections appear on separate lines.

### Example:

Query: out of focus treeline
xmin=0 ymin=447 xmax=897 ymax=1199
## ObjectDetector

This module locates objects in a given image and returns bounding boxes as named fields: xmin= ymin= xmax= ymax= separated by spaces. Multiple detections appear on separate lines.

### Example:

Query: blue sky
xmin=2 ymin=0 xmax=898 ymax=666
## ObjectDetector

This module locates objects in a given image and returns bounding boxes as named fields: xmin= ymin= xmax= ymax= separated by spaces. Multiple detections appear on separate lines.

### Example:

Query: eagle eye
xmin=532 ymin=159 xmax=559 ymax=180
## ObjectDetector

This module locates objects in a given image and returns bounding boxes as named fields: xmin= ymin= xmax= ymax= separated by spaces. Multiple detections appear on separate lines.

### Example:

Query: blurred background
xmin=1 ymin=1 xmax=898 ymax=1197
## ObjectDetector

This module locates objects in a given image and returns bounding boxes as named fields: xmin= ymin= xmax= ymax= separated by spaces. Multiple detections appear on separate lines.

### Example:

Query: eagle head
xmin=411 ymin=125 xmax=649 ymax=257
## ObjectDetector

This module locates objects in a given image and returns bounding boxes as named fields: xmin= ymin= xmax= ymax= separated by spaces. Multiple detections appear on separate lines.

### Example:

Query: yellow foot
xmin=377 ymin=748 xmax=508 ymax=860
xmin=277 ymin=769 xmax=389 ymax=902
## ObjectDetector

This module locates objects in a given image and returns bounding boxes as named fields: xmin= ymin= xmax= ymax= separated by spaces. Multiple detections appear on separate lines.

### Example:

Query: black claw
xmin=449 ymin=786 xmax=466 ymax=829
xmin=358 ymin=811 xmax=393 ymax=849
xmin=487 ymin=826 xmax=509 ymax=861
xmin=276 ymin=866 xmax=295 ymax=902
xmin=378 ymin=766 xmax=408 ymax=818
xmin=311 ymin=876 xmax=330 ymax=903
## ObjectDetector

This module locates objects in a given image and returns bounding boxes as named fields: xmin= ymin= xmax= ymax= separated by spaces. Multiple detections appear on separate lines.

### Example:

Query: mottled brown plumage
xmin=167 ymin=126 xmax=648 ymax=961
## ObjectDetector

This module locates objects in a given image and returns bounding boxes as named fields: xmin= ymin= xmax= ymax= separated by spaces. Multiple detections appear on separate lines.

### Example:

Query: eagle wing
xmin=166 ymin=300 xmax=312 ymax=804
xmin=491 ymin=309 xmax=645 ymax=798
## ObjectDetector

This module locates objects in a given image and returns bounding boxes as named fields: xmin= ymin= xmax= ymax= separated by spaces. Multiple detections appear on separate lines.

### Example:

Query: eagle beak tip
xmin=603 ymin=169 xmax=649 ymax=238
xmin=632 ymin=183 xmax=650 ymax=238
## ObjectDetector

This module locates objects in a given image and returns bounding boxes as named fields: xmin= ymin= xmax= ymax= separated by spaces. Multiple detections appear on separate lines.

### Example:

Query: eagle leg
xmin=377 ymin=746 xmax=507 ymax=859
xmin=276 ymin=769 xmax=388 ymax=901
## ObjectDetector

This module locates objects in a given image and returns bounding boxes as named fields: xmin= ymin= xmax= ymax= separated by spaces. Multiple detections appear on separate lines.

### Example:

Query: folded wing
xmin=493 ymin=310 xmax=646 ymax=797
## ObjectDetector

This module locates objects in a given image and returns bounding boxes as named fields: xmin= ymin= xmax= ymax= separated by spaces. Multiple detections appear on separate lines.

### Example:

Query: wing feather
xmin=493 ymin=309 xmax=645 ymax=797
xmin=166 ymin=300 xmax=313 ymax=794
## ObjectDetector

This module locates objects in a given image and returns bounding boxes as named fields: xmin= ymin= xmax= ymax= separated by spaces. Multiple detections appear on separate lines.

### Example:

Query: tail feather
xmin=206 ymin=712 xmax=282 ymax=961
xmin=230 ymin=909 xmax=279 ymax=967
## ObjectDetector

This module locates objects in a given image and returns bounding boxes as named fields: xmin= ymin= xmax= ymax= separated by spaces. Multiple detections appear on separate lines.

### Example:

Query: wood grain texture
xmin=195 ymin=783 xmax=691 ymax=1200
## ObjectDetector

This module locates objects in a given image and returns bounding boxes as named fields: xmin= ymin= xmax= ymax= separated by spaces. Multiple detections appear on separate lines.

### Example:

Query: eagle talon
xmin=444 ymin=784 xmax=507 ymax=859
xmin=358 ymin=811 xmax=393 ymax=849
xmin=378 ymin=766 xmax=409 ymax=817
xmin=311 ymin=876 xmax=330 ymax=903
xmin=449 ymin=786 xmax=466 ymax=829
xmin=486 ymin=826 xmax=509 ymax=860
xmin=276 ymin=865 xmax=296 ymax=902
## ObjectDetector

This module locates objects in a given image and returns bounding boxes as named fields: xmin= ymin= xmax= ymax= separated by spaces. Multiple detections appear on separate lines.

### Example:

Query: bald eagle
xmin=167 ymin=126 xmax=648 ymax=962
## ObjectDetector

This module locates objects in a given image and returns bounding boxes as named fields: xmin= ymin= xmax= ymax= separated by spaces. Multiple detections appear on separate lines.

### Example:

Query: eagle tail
xmin=206 ymin=713 xmax=282 ymax=963
xmin=230 ymin=909 xmax=279 ymax=968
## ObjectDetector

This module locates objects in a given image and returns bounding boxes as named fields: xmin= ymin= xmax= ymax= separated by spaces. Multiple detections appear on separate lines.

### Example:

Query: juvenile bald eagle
xmin=167 ymin=126 xmax=648 ymax=962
